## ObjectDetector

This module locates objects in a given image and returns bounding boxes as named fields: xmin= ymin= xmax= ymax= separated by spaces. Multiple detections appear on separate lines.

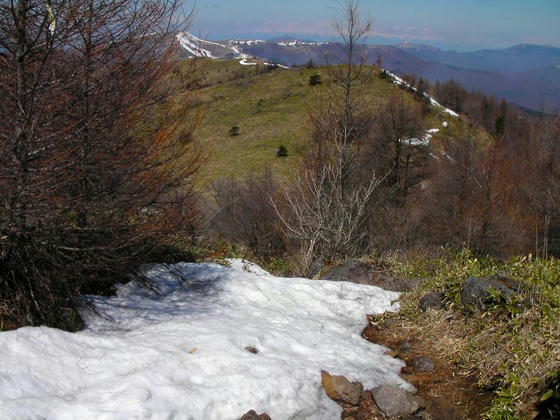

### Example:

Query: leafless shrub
xmin=210 ymin=170 xmax=284 ymax=257
xmin=272 ymin=142 xmax=381 ymax=276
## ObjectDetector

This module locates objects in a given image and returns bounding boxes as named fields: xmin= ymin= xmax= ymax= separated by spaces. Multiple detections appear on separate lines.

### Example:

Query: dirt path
xmin=359 ymin=316 xmax=494 ymax=419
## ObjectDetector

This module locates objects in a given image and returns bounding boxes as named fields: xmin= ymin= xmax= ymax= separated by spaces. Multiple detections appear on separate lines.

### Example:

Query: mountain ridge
xmin=177 ymin=32 xmax=560 ymax=111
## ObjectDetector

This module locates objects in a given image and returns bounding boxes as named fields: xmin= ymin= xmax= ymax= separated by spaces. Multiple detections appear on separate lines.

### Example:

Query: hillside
xmin=175 ymin=58 xmax=479 ymax=188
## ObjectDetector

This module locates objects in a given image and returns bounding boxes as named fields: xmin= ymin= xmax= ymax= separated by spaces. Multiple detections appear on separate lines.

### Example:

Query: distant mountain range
xmin=177 ymin=33 xmax=560 ymax=111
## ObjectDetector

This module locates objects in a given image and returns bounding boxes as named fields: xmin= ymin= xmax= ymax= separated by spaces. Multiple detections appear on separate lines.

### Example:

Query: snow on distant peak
xmin=176 ymin=34 xmax=291 ymax=69
xmin=177 ymin=32 xmax=215 ymax=58
xmin=277 ymin=40 xmax=323 ymax=47
xmin=230 ymin=39 xmax=266 ymax=46
xmin=0 ymin=259 xmax=409 ymax=419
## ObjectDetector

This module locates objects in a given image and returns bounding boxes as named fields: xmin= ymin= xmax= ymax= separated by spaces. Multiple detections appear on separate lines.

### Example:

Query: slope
xmin=173 ymin=59 xmax=478 ymax=188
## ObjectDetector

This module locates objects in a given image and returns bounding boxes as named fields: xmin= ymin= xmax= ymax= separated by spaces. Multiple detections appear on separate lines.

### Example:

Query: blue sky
xmin=186 ymin=0 xmax=560 ymax=51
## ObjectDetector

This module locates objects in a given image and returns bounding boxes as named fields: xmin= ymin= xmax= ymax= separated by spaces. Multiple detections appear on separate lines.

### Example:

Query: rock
xmin=461 ymin=274 xmax=521 ymax=310
xmin=361 ymin=390 xmax=373 ymax=402
xmin=399 ymin=341 xmax=412 ymax=353
xmin=321 ymin=371 xmax=363 ymax=405
xmin=413 ymin=356 xmax=435 ymax=373
xmin=371 ymin=384 xmax=425 ymax=417
xmin=321 ymin=260 xmax=413 ymax=291
xmin=380 ymin=317 xmax=398 ymax=329
xmin=245 ymin=346 xmax=259 ymax=354
xmin=362 ymin=325 xmax=380 ymax=342
xmin=309 ymin=260 xmax=323 ymax=278
xmin=322 ymin=260 xmax=376 ymax=285
xmin=418 ymin=292 xmax=446 ymax=311
xmin=239 ymin=410 xmax=271 ymax=420
xmin=370 ymin=272 xmax=416 ymax=292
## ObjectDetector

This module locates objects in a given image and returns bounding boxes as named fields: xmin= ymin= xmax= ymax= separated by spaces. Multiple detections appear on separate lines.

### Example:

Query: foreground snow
xmin=0 ymin=259 xmax=409 ymax=420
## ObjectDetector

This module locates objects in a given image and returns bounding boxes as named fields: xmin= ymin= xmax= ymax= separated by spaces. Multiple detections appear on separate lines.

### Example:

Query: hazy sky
xmin=186 ymin=0 xmax=560 ymax=51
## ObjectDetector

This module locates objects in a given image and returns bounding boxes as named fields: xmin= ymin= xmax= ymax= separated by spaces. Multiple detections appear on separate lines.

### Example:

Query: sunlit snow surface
xmin=0 ymin=259 xmax=409 ymax=420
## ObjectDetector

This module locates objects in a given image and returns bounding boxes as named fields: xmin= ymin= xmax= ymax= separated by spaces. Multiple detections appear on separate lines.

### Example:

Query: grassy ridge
xmin=172 ymin=59 xmax=483 ymax=187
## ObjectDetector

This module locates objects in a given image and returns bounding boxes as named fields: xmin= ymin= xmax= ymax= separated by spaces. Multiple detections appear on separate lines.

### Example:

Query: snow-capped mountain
xmin=176 ymin=32 xmax=560 ymax=111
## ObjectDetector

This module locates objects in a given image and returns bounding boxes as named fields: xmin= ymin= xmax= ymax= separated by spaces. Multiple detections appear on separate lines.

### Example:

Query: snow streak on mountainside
xmin=177 ymin=32 xmax=215 ymax=58
xmin=386 ymin=71 xmax=459 ymax=117
xmin=0 ymin=259 xmax=409 ymax=420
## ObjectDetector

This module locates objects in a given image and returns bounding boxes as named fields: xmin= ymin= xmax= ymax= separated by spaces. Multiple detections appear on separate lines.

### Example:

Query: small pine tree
xmin=229 ymin=126 xmax=240 ymax=137
xmin=309 ymin=73 xmax=322 ymax=86
xmin=276 ymin=145 xmax=288 ymax=157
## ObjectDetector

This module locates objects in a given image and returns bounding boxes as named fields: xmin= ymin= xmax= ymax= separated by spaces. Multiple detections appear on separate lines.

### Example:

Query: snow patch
xmin=239 ymin=58 xmax=290 ymax=69
xmin=239 ymin=58 xmax=257 ymax=66
xmin=400 ymin=127 xmax=441 ymax=147
xmin=0 ymin=260 xmax=409 ymax=419
xmin=384 ymin=70 xmax=459 ymax=118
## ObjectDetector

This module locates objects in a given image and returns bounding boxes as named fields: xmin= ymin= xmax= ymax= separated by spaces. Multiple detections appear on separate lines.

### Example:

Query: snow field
xmin=0 ymin=259 xmax=409 ymax=419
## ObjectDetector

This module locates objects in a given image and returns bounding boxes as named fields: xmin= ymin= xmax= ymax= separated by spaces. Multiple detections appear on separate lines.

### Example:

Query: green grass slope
xmin=173 ymin=59 xmax=486 ymax=187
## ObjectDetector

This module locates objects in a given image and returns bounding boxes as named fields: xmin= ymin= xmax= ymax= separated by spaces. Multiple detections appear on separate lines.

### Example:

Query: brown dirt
xmin=359 ymin=316 xmax=495 ymax=420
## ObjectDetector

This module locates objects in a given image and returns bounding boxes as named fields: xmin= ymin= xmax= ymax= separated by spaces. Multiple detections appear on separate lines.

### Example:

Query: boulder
xmin=412 ymin=356 xmax=435 ymax=373
xmin=371 ymin=384 xmax=425 ymax=417
xmin=418 ymin=292 xmax=446 ymax=311
xmin=322 ymin=260 xmax=375 ymax=285
xmin=322 ymin=260 xmax=414 ymax=292
xmin=461 ymin=274 xmax=520 ymax=310
xmin=321 ymin=371 xmax=363 ymax=405
xmin=239 ymin=410 xmax=271 ymax=420
xmin=360 ymin=390 xmax=373 ymax=402
xmin=399 ymin=341 xmax=412 ymax=353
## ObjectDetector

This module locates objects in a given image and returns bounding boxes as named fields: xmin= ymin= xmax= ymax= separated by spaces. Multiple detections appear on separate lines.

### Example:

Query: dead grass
xmin=384 ymin=249 xmax=560 ymax=419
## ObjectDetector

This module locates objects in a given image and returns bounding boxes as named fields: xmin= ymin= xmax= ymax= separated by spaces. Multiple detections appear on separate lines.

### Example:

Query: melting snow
xmin=239 ymin=58 xmax=257 ymax=66
xmin=0 ymin=259 xmax=409 ymax=420
xmin=400 ymin=128 xmax=440 ymax=147
xmin=385 ymin=70 xmax=459 ymax=118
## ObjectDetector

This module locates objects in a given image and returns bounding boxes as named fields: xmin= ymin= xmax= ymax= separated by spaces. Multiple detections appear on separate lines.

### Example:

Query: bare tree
xmin=272 ymin=0 xmax=380 ymax=275
xmin=331 ymin=0 xmax=372 ymax=144
xmin=311 ymin=0 xmax=372 ymax=183
xmin=0 ymin=0 xmax=199 ymax=329
xmin=273 ymin=152 xmax=380 ymax=276
xmin=368 ymin=91 xmax=425 ymax=201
